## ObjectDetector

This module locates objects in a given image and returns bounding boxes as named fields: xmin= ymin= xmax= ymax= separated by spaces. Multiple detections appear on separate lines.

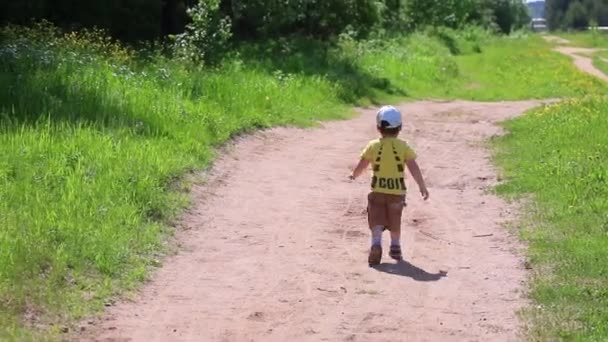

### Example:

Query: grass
xmin=556 ymin=31 xmax=608 ymax=48
xmin=494 ymin=96 xmax=608 ymax=340
xmin=553 ymin=31 xmax=608 ymax=80
xmin=454 ymin=36 xmax=606 ymax=100
xmin=0 ymin=25 xmax=350 ymax=339
xmin=592 ymin=53 xmax=608 ymax=76
xmin=551 ymin=32 xmax=608 ymax=79
xmin=357 ymin=32 xmax=606 ymax=101
xmin=0 ymin=23 xmax=605 ymax=339
xmin=493 ymin=29 xmax=608 ymax=341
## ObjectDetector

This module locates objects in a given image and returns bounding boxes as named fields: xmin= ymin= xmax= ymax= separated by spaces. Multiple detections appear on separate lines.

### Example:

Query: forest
xmin=1 ymin=0 xmax=531 ymax=43
xmin=546 ymin=0 xmax=608 ymax=29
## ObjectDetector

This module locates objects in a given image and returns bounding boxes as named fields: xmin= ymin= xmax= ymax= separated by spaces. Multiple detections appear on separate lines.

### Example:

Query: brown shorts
xmin=367 ymin=192 xmax=406 ymax=232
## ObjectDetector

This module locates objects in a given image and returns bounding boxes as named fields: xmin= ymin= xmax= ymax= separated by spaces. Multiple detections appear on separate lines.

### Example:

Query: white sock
xmin=371 ymin=226 xmax=383 ymax=246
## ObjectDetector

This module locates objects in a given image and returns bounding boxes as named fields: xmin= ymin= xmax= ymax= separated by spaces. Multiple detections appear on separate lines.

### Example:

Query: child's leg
xmin=387 ymin=195 xmax=406 ymax=259
xmin=367 ymin=192 xmax=388 ymax=246
xmin=371 ymin=225 xmax=383 ymax=246
xmin=389 ymin=227 xmax=401 ymax=247
xmin=367 ymin=192 xmax=388 ymax=265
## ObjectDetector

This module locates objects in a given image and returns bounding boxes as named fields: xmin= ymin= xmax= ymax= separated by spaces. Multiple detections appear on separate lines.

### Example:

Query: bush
xmin=565 ymin=1 xmax=590 ymax=30
xmin=229 ymin=0 xmax=384 ymax=39
xmin=0 ymin=0 xmax=163 ymax=42
xmin=173 ymin=0 xmax=232 ymax=65
xmin=1 ymin=0 xmax=533 ymax=43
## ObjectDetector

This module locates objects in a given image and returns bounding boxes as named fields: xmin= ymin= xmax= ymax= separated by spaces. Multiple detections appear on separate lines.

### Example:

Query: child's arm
xmin=349 ymin=158 xmax=370 ymax=180
xmin=406 ymin=159 xmax=429 ymax=200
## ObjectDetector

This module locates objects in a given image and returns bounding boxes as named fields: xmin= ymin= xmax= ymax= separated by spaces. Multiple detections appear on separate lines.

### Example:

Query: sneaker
xmin=389 ymin=245 xmax=402 ymax=260
xmin=368 ymin=245 xmax=382 ymax=266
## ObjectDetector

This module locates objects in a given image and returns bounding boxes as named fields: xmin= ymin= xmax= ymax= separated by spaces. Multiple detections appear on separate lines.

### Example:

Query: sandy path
xmin=79 ymin=100 xmax=552 ymax=342
xmin=543 ymin=35 xmax=608 ymax=82
xmin=542 ymin=35 xmax=570 ymax=45
xmin=553 ymin=46 xmax=608 ymax=82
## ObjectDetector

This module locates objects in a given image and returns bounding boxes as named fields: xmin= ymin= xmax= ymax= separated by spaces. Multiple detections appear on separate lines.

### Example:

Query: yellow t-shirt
xmin=360 ymin=137 xmax=417 ymax=195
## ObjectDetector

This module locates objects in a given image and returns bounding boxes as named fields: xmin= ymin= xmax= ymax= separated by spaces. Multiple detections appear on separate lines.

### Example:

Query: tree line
xmin=546 ymin=0 xmax=608 ymax=29
xmin=1 ymin=0 xmax=531 ymax=43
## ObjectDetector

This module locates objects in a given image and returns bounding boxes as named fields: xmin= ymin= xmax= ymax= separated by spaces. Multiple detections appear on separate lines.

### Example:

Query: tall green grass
xmin=554 ymin=31 xmax=608 ymax=80
xmin=592 ymin=53 xmax=608 ymax=76
xmin=557 ymin=31 xmax=608 ymax=48
xmin=236 ymin=28 xmax=606 ymax=105
xmin=0 ymin=25 xmax=349 ymax=338
xmin=483 ymin=30 xmax=608 ymax=341
xmin=454 ymin=36 xmax=606 ymax=100
xmin=495 ymin=96 xmax=608 ymax=340
xmin=357 ymin=32 xmax=606 ymax=101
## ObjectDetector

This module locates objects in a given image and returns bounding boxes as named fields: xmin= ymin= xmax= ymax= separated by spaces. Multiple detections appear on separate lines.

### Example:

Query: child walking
xmin=349 ymin=105 xmax=429 ymax=266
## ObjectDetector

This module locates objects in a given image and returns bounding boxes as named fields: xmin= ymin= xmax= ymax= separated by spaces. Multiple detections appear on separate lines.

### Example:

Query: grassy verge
xmin=453 ymin=35 xmax=605 ymax=100
xmin=357 ymin=32 xmax=606 ymax=101
xmin=556 ymin=31 xmax=608 ymax=48
xmin=592 ymin=53 xmax=608 ymax=76
xmin=0 ymin=24 xmax=604 ymax=339
xmin=554 ymin=31 xmax=608 ymax=80
xmin=0 ymin=26 xmax=350 ymax=339
xmin=494 ymin=96 xmax=608 ymax=340
xmin=551 ymin=31 xmax=608 ymax=79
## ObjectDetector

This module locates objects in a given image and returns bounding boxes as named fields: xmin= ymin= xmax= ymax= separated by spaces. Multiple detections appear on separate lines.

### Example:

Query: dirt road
xmin=543 ymin=35 xmax=608 ymax=82
xmin=81 ymin=100 xmax=551 ymax=342
xmin=554 ymin=46 xmax=608 ymax=82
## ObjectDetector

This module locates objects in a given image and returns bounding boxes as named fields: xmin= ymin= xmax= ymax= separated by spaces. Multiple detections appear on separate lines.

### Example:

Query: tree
xmin=582 ymin=0 xmax=608 ymax=26
xmin=469 ymin=0 xmax=530 ymax=34
xmin=226 ymin=0 xmax=384 ymax=39
xmin=546 ymin=0 xmax=608 ymax=29
xmin=173 ymin=0 xmax=232 ymax=64
xmin=565 ymin=1 xmax=589 ymax=28
xmin=546 ymin=0 xmax=571 ymax=30
xmin=399 ymin=0 xmax=479 ymax=30
xmin=0 ymin=0 xmax=543 ymax=42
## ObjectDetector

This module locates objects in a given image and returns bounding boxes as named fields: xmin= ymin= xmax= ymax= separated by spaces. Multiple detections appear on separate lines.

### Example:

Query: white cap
xmin=376 ymin=105 xmax=402 ymax=128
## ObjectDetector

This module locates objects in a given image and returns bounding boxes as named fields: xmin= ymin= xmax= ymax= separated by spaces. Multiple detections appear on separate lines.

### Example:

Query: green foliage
xmin=398 ymin=0 xmax=478 ymax=29
xmin=2 ymin=0 xmax=533 ymax=42
xmin=547 ymin=0 xmax=568 ymax=29
xmin=229 ymin=0 xmax=385 ymax=39
xmin=173 ymin=0 xmax=232 ymax=65
xmin=557 ymin=30 xmax=608 ymax=47
xmin=355 ymin=33 xmax=605 ymax=101
xmin=566 ymin=1 xmax=590 ymax=29
xmin=0 ymin=0 xmax=164 ymax=42
xmin=593 ymin=53 xmax=608 ymax=74
xmin=454 ymin=35 xmax=606 ymax=100
xmin=0 ymin=24 xmax=348 ymax=339
xmin=382 ymin=0 xmax=530 ymax=34
xmin=489 ymin=0 xmax=531 ymax=34
xmin=494 ymin=95 xmax=608 ymax=340
xmin=547 ymin=0 xmax=608 ymax=30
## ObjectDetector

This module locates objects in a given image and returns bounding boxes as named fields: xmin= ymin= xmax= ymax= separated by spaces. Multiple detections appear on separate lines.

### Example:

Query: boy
xmin=349 ymin=105 xmax=429 ymax=266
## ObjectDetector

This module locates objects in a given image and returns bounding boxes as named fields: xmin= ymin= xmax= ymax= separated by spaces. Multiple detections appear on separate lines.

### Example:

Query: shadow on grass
xmin=0 ymin=66 xmax=168 ymax=137
xmin=1 ymin=36 xmax=405 ymax=133
xmin=235 ymin=37 xmax=407 ymax=104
